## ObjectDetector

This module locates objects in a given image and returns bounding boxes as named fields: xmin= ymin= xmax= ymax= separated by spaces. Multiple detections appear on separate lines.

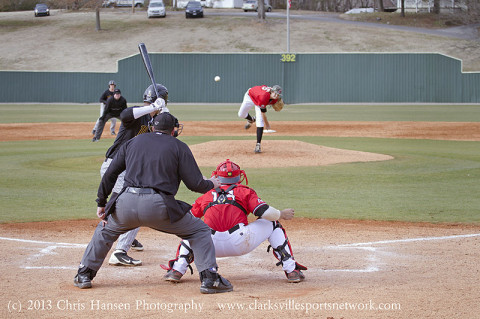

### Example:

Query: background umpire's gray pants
xmin=94 ymin=114 xmax=120 ymax=140
xmin=93 ymin=103 xmax=116 ymax=133
xmin=80 ymin=192 xmax=217 ymax=274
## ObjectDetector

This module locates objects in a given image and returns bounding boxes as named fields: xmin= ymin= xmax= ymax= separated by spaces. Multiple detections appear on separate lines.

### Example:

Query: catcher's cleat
xmin=74 ymin=273 xmax=92 ymax=289
xmin=254 ymin=143 xmax=261 ymax=153
xmin=244 ymin=116 xmax=255 ymax=130
xmin=164 ymin=269 xmax=184 ymax=282
xmin=92 ymin=137 xmax=99 ymax=142
xmin=131 ymin=239 xmax=144 ymax=251
xmin=108 ymin=250 xmax=142 ymax=266
xmin=200 ymin=269 xmax=233 ymax=294
xmin=286 ymin=269 xmax=305 ymax=283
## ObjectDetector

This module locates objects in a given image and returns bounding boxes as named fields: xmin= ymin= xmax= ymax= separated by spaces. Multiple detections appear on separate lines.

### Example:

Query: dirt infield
xmin=2 ymin=121 xmax=480 ymax=141
xmin=1 ymin=219 xmax=479 ymax=319
xmin=1 ymin=120 xmax=479 ymax=318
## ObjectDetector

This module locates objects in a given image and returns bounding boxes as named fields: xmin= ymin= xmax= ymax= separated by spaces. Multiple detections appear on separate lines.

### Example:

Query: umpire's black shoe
xmin=199 ymin=269 xmax=233 ymax=294
xmin=74 ymin=273 xmax=92 ymax=289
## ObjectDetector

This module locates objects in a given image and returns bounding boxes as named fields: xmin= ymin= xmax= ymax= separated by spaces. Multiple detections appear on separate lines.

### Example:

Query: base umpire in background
xmin=74 ymin=112 xmax=234 ymax=294
xmin=92 ymin=88 xmax=127 ymax=142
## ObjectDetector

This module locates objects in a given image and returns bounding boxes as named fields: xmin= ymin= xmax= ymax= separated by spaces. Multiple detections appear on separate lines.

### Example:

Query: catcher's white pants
xmin=93 ymin=102 xmax=117 ymax=133
xmin=237 ymin=92 xmax=265 ymax=128
xmin=173 ymin=219 xmax=296 ymax=274
xmin=100 ymin=158 xmax=139 ymax=252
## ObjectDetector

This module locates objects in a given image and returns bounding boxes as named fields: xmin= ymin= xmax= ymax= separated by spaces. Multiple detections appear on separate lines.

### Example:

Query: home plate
xmin=264 ymin=129 xmax=276 ymax=133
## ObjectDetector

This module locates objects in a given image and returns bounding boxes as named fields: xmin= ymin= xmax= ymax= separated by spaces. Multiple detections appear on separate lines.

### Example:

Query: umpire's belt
xmin=125 ymin=187 xmax=156 ymax=194
xmin=211 ymin=224 xmax=240 ymax=235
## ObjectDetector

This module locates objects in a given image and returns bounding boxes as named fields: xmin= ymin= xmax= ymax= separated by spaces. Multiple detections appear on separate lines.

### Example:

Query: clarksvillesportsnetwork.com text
xmin=217 ymin=299 xmax=401 ymax=314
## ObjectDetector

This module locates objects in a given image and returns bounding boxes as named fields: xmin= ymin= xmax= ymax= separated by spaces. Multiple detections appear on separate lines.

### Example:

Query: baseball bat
xmin=138 ymin=43 xmax=160 ymax=99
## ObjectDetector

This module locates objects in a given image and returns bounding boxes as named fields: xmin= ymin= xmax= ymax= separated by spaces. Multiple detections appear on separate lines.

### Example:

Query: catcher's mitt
xmin=272 ymin=98 xmax=284 ymax=112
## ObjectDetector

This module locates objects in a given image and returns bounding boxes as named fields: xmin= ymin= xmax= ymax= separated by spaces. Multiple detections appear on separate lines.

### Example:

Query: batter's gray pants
xmin=100 ymin=159 xmax=138 ymax=252
xmin=80 ymin=191 xmax=217 ymax=274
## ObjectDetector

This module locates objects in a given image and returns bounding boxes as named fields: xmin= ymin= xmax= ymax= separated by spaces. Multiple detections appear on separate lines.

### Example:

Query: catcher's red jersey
xmin=248 ymin=85 xmax=279 ymax=108
xmin=191 ymin=184 xmax=267 ymax=232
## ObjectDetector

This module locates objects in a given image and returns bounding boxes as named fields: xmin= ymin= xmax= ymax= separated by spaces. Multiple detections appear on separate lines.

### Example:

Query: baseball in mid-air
xmin=214 ymin=75 xmax=221 ymax=82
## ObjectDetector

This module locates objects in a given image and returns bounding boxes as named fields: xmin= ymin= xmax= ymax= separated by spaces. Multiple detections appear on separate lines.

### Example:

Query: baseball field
xmin=0 ymin=103 xmax=479 ymax=318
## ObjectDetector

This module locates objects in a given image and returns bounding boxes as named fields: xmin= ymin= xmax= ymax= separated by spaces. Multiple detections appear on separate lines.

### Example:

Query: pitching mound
xmin=190 ymin=140 xmax=393 ymax=168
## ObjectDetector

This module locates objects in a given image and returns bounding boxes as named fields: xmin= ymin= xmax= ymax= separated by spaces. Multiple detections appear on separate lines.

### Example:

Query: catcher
xmin=161 ymin=159 xmax=306 ymax=283
xmin=237 ymin=85 xmax=283 ymax=153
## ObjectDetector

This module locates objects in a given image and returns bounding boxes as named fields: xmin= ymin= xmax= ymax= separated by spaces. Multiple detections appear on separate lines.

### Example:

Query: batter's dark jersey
xmin=99 ymin=89 xmax=114 ymax=104
xmin=104 ymin=106 xmax=152 ymax=159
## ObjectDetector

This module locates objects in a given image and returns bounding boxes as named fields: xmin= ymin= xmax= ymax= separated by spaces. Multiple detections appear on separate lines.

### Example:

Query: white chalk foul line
xmin=337 ymin=233 xmax=480 ymax=247
xmin=0 ymin=236 xmax=87 ymax=270
xmin=0 ymin=236 xmax=86 ymax=248
xmin=322 ymin=233 xmax=480 ymax=273
xmin=22 ymin=266 xmax=78 ymax=270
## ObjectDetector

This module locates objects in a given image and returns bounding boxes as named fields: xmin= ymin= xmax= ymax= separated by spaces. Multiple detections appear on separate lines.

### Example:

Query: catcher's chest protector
xmin=203 ymin=185 xmax=248 ymax=216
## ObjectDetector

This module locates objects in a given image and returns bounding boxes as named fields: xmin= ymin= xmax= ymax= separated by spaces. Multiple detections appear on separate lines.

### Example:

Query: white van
xmin=103 ymin=0 xmax=145 ymax=7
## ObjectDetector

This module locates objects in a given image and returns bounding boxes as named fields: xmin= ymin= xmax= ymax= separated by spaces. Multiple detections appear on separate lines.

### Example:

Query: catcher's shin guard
xmin=160 ymin=241 xmax=194 ymax=275
xmin=267 ymin=221 xmax=307 ymax=272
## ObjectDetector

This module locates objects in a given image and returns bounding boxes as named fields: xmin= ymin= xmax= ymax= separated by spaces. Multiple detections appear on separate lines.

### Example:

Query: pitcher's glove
xmin=272 ymin=98 xmax=284 ymax=112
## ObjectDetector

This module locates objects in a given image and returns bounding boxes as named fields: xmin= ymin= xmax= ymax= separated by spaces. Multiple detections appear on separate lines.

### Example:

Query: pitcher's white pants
xmin=237 ymin=92 xmax=265 ymax=128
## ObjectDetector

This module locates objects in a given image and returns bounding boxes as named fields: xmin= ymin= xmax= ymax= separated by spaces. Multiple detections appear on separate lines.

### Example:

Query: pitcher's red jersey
xmin=248 ymin=85 xmax=279 ymax=109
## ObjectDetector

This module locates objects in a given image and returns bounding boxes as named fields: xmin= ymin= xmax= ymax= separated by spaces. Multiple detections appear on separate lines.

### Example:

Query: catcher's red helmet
xmin=212 ymin=159 xmax=248 ymax=185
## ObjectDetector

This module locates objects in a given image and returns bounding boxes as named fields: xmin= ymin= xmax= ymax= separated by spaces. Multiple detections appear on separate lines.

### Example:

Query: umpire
xmin=92 ymin=89 xmax=127 ymax=142
xmin=74 ymin=112 xmax=233 ymax=294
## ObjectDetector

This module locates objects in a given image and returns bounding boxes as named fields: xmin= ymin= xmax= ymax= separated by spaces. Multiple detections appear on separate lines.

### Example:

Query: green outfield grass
xmin=1 ymin=103 xmax=480 ymax=123
xmin=0 ymin=104 xmax=479 ymax=224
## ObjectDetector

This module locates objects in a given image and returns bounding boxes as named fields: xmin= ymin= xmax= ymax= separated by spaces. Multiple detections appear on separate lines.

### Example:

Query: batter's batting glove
xmin=152 ymin=98 xmax=167 ymax=113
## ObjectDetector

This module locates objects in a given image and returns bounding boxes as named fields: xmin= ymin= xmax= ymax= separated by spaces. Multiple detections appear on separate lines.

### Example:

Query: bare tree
xmin=96 ymin=6 xmax=101 ymax=31
xmin=257 ymin=0 xmax=266 ymax=20
xmin=433 ymin=0 xmax=440 ymax=13
xmin=377 ymin=0 xmax=384 ymax=12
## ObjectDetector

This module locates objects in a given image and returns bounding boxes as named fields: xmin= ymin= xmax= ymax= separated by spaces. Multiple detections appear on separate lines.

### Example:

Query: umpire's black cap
xmin=153 ymin=112 xmax=178 ymax=132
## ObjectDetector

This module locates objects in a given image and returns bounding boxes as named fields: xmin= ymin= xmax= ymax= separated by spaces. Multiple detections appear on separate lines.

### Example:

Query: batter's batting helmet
xmin=143 ymin=83 xmax=169 ymax=104
xmin=108 ymin=80 xmax=116 ymax=86
xmin=212 ymin=159 xmax=248 ymax=185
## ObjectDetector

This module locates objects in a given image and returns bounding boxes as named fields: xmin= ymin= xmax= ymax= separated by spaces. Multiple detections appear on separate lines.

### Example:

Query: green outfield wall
xmin=1 ymin=53 xmax=479 ymax=104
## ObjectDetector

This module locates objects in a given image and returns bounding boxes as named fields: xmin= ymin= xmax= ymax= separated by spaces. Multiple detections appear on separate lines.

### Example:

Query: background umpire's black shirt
xmin=97 ymin=132 xmax=213 ymax=208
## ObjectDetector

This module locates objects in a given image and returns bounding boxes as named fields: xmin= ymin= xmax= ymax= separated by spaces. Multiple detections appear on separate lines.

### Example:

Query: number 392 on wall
xmin=280 ymin=54 xmax=296 ymax=62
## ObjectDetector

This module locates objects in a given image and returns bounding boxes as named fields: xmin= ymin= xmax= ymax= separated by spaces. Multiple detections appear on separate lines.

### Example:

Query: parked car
xmin=34 ymin=3 xmax=50 ymax=17
xmin=103 ymin=0 xmax=145 ymax=7
xmin=185 ymin=1 xmax=203 ymax=18
xmin=199 ymin=0 xmax=213 ymax=7
xmin=147 ymin=1 xmax=166 ymax=18
xmin=242 ymin=0 xmax=272 ymax=12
